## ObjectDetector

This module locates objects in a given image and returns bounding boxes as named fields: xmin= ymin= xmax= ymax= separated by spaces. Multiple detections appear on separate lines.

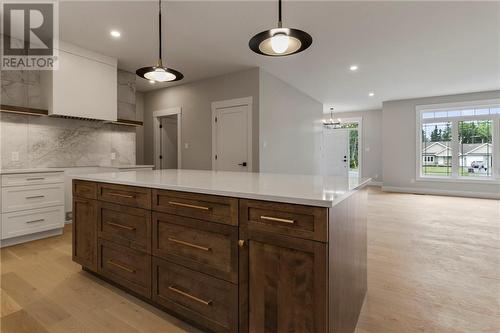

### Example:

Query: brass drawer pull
xmin=168 ymin=286 xmax=212 ymax=306
xmin=168 ymin=201 xmax=209 ymax=211
xmin=26 ymin=177 xmax=45 ymax=181
xmin=107 ymin=260 xmax=136 ymax=273
xmin=105 ymin=221 xmax=136 ymax=231
xmin=107 ymin=192 xmax=135 ymax=199
xmin=26 ymin=195 xmax=45 ymax=199
xmin=26 ymin=219 xmax=45 ymax=224
xmin=168 ymin=238 xmax=211 ymax=252
xmin=260 ymin=215 xmax=295 ymax=224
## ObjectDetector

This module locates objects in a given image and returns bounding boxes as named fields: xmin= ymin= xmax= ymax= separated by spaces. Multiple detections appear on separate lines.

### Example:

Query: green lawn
xmin=422 ymin=166 xmax=470 ymax=176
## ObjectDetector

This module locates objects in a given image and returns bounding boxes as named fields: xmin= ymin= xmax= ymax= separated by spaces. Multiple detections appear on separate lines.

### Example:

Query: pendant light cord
xmin=158 ymin=0 xmax=162 ymax=66
xmin=278 ymin=0 xmax=282 ymax=28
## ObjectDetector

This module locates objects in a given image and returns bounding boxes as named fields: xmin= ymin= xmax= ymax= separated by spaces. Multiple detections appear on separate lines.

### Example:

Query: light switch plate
xmin=184 ymin=143 xmax=189 ymax=149
xmin=11 ymin=152 xmax=19 ymax=161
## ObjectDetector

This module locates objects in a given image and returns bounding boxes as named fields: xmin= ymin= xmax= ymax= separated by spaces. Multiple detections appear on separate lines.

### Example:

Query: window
xmin=417 ymin=99 xmax=500 ymax=182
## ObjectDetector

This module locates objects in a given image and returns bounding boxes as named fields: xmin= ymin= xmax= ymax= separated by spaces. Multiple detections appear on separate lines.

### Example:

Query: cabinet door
xmin=72 ymin=197 xmax=97 ymax=271
xmin=241 ymin=231 xmax=327 ymax=333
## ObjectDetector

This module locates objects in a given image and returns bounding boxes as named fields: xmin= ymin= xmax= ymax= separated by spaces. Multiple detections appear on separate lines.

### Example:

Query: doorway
xmin=211 ymin=97 xmax=253 ymax=172
xmin=153 ymin=107 xmax=182 ymax=170
xmin=322 ymin=118 xmax=362 ymax=177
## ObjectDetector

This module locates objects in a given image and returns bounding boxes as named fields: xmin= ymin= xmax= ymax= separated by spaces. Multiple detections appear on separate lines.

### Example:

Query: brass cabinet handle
xmin=105 ymin=221 xmax=136 ymax=231
xmin=168 ymin=286 xmax=212 ymax=306
xmin=260 ymin=215 xmax=295 ymax=224
xmin=26 ymin=177 xmax=45 ymax=181
xmin=107 ymin=260 xmax=135 ymax=273
xmin=107 ymin=192 xmax=135 ymax=199
xmin=168 ymin=201 xmax=210 ymax=211
xmin=26 ymin=195 xmax=45 ymax=199
xmin=168 ymin=238 xmax=211 ymax=252
xmin=26 ymin=219 xmax=45 ymax=224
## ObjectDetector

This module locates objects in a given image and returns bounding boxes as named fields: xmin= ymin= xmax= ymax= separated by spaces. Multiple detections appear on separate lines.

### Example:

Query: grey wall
xmin=142 ymin=68 xmax=260 ymax=170
xmin=135 ymin=92 xmax=145 ymax=164
xmin=259 ymin=70 xmax=324 ymax=175
xmin=333 ymin=109 xmax=383 ymax=183
xmin=382 ymin=90 xmax=500 ymax=197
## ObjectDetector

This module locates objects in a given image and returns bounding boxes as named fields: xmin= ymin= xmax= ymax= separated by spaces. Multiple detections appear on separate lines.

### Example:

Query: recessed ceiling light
xmin=149 ymin=80 xmax=155 ymax=84
xmin=368 ymin=92 xmax=375 ymax=97
xmin=349 ymin=65 xmax=358 ymax=71
xmin=110 ymin=30 xmax=121 ymax=38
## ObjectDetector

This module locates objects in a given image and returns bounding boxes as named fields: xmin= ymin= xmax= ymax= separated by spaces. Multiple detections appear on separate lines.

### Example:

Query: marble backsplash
xmin=0 ymin=112 xmax=136 ymax=169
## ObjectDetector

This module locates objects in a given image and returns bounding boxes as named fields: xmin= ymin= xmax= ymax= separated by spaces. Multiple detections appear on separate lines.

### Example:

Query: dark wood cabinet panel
xmin=152 ymin=212 xmax=238 ymax=283
xmin=152 ymin=189 xmax=238 ymax=226
xmin=152 ymin=257 xmax=238 ymax=333
xmin=240 ymin=230 xmax=327 ymax=333
xmin=72 ymin=197 xmax=98 ymax=271
xmin=98 ymin=183 xmax=151 ymax=209
xmin=73 ymin=180 xmax=97 ymax=200
xmin=97 ymin=239 xmax=152 ymax=298
xmin=240 ymin=199 xmax=328 ymax=242
xmin=97 ymin=201 xmax=151 ymax=253
xmin=329 ymin=188 xmax=368 ymax=333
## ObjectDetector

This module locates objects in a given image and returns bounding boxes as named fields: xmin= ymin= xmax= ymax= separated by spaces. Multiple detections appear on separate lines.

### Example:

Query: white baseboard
xmin=382 ymin=186 xmax=500 ymax=200
xmin=369 ymin=181 xmax=383 ymax=187
xmin=0 ymin=228 xmax=64 ymax=248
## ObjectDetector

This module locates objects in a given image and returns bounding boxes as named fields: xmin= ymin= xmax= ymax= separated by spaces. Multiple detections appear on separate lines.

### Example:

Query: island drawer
xmin=73 ymin=180 xmax=97 ymax=199
xmin=152 ymin=190 xmax=238 ymax=226
xmin=240 ymin=199 xmax=328 ymax=242
xmin=152 ymin=212 xmax=238 ymax=283
xmin=97 ymin=239 xmax=151 ymax=298
xmin=152 ymin=257 xmax=238 ymax=333
xmin=98 ymin=202 xmax=151 ymax=253
xmin=97 ymin=183 xmax=151 ymax=209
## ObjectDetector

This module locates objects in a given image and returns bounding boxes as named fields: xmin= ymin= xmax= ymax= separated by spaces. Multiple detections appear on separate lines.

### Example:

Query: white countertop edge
xmin=0 ymin=168 xmax=66 ymax=175
xmin=72 ymin=174 xmax=372 ymax=208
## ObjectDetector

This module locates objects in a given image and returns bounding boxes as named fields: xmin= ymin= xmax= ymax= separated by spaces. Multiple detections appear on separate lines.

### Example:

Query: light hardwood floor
xmin=1 ymin=188 xmax=499 ymax=333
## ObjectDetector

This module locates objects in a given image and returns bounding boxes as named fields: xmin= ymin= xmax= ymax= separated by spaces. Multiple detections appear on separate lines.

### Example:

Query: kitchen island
xmin=71 ymin=169 xmax=370 ymax=333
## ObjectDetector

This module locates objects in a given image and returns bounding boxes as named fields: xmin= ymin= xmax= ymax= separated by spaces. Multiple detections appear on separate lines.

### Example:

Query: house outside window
xmin=416 ymin=99 xmax=500 ymax=182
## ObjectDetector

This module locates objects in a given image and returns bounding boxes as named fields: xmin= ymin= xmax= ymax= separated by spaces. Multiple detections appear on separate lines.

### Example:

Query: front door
xmin=213 ymin=103 xmax=250 ymax=171
xmin=323 ymin=129 xmax=350 ymax=176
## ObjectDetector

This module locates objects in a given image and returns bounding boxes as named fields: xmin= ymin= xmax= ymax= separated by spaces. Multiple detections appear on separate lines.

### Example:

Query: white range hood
xmin=42 ymin=41 xmax=118 ymax=121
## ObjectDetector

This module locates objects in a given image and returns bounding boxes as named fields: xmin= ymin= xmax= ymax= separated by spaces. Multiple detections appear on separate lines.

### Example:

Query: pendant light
xmin=136 ymin=0 xmax=183 ymax=82
xmin=249 ymin=0 xmax=312 ymax=56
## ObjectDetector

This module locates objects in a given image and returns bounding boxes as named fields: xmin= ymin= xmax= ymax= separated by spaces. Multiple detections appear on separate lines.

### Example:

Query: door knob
xmin=238 ymin=162 xmax=247 ymax=167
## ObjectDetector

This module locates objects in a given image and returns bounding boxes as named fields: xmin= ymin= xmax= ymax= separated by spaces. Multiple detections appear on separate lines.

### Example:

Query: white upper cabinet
xmin=47 ymin=42 xmax=117 ymax=121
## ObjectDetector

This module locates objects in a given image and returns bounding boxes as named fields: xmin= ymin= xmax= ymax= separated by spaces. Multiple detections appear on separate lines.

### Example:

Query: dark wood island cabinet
xmin=72 ymin=171 xmax=368 ymax=333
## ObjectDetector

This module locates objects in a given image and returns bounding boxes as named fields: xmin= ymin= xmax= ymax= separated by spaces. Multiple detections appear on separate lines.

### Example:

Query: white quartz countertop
xmin=0 ymin=168 xmax=65 ymax=174
xmin=73 ymin=169 xmax=371 ymax=208
xmin=99 ymin=165 xmax=154 ymax=169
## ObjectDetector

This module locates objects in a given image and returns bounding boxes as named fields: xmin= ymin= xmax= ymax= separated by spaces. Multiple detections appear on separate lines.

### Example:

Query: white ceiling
xmin=59 ymin=1 xmax=500 ymax=112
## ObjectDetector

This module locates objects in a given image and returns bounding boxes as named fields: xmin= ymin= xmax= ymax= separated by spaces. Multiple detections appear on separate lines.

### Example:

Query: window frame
xmin=416 ymin=99 xmax=500 ymax=184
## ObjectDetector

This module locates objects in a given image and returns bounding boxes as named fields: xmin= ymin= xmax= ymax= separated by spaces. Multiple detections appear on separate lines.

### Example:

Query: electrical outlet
xmin=110 ymin=152 xmax=116 ymax=160
xmin=11 ymin=152 xmax=19 ymax=161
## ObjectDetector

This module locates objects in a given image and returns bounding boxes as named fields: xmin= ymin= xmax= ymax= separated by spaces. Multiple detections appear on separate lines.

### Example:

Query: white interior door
xmin=213 ymin=104 xmax=250 ymax=171
xmin=323 ymin=129 xmax=350 ymax=176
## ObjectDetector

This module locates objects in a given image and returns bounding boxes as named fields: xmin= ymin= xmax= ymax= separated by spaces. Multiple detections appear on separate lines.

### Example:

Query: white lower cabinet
xmin=1 ymin=183 xmax=64 ymax=213
xmin=2 ymin=206 xmax=65 ymax=240
xmin=0 ymin=170 xmax=65 ymax=247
